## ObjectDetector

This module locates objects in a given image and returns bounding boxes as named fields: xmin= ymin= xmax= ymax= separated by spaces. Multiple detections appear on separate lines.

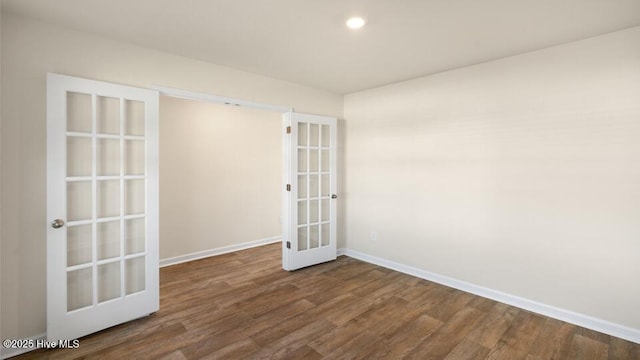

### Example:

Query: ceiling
xmin=3 ymin=0 xmax=640 ymax=94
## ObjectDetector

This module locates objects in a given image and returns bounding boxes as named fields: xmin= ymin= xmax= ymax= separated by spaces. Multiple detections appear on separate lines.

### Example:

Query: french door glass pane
xmin=297 ymin=175 xmax=307 ymax=199
xmin=126 ymin=218 xmax=145 ymax=255
xmin=67 ymin=268 xmax=93 ymax=311
xmin=297 ymin=227 xmax=308 ymax=251
xmin=125 ymin=100 xmax=145 ymax=136
xmin=67 ymin=92 xmax=92 ymax=133
xmin=97 ymin=221 xmax=121 ymax=260
xmin=321 ymin=125 xmax=330 ymax=147
xmin=126 ymin=140 xmax=145 ymax=175
xmin=321 ymin=223 xmax=330 ymax=246
xmin=321 ymin=199 xmax=330 ymax=222
xmin=298 ymin=148 xmax=307 ymax=172
xmin=309 ymin=200 xmax=319 ymax=223
xmin=67 ymin=137 xmax=92 ymax=177
xmin=97 ymin=96 xmax=120 ymax=135
xmin=321 ymin=175 xmax=330 ymax=197
xmin=97 ymin=139 xmax=120 ymax=176
xmin=98 ymin=180 xmax=120 ymax=218
xmin=98 ymin=262 xmax=121 ymax=302
xmin=309 ymin=149 xmax=319 ymax=172
xmin=126 ymin=180 xmax=145 ymax=215
xmin=321 ymin=150 xmax=330 ymax=172
xmin=67 ymin=181 xmax=92 ymax=221
xmin=297 ymin=201 xmax=307 ymax=225
xmin=309 ymin=124 xmax=319 ymax=147
xmin=309 ymin=175 xmax=319 ymax=198
xmin=67 ymin=224 xmax=92 ymax=267
xmin=126 ymin=257 xmax=146 ymax=295
xmin=298 ymin=123 xmax=307 ymax=146
xmin=309 ymin=225 xmax=319 ymax=248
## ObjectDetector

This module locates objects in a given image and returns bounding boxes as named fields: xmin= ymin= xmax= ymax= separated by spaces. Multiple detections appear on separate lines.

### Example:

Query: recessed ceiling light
xmin=346 ymin=17 xmax=366 ymax=29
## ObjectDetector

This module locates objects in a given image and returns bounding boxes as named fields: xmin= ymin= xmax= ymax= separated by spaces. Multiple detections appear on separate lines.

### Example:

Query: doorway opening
xmin=157 ymin=95 xmax=285 ymax=266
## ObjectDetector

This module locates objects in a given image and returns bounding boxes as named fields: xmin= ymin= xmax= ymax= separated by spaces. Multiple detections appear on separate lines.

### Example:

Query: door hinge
xmin=286 ymin=241 xmax=291 ymax=249
xmin=286 ymin=184 xmax=291 ymax=191
xmin=286 ymin=126 xmax=291 ymax=134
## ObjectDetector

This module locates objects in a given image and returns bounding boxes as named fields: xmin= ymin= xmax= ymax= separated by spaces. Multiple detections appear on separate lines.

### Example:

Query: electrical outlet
xmin=371 ymin=231 xmax=377 ymax=241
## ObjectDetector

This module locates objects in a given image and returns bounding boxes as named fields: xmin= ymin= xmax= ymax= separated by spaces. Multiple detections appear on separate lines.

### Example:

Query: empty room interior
xmin=1 ymin=0 xmax=640 ymax=359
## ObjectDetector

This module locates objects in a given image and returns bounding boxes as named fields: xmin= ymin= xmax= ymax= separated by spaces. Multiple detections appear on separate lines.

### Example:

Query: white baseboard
xmin=338 ymin=247 xmax=640 ymax=345
xmin=1 ymin=333 xmax=47 ymax=359
xmin=159 ymin=236 xmax=281 ymax=267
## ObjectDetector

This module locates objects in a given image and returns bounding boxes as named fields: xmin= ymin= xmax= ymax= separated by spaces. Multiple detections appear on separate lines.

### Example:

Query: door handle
xmin=51 ymin=219 xmax=65 ymax=229
xmin=331 ymin=194 xmax=338 ymax=199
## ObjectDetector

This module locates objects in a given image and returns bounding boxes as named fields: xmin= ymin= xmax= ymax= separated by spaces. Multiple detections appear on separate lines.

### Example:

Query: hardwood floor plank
xmin=228 ymin=283 xmax=302 ymax=316
xmin=322 ymin=330 xmax=380 ymax=359
xmin=395 ymin=279 xmax=437 ymax=302
xmin=157 ymin=350 xmax=188 ymax=360
xmin=424 ymin=289 xmax=476 ymax=322
xmin=465 ymin=302 xmax=520 ymax=348
xmin=404 ymin=306 xmax=486 ymax=360
xmin=443 ymin=339 xmax=491 ymax=360
xmin=484 ymin=311 xmax=547 ymax=360
xmin=235 ymin=299 xmax=317 ymax=338
xmin=354 ymin=314 xmax=443 ymax=360
xmin=609 ymin=336 xmax=640 ymax=359
xmin=14 ymin=243 xmax=640 ymax=360
xmin=249 ymin=319 xmax=336 ymax=358
xmin=467 ymin=295 xmax=498 ymax=312
xmin=268 ymin=345 xmax=323 ymax=360
xmin=499 ymin=311 xmax=547 ymax=351
xmin=351 ymin=271 xmax=406 ymax=299
xmin=308 ymin=296 xmax=410 ymax=355
xmin=313 ymin=294 xmax=373 ymax=326
xmin=528 ymin=318 xmax=575 ymax=359
xmin=576 ymin=327 xmax=612 ymax=345
xmin=303 ymin=268 xmax=387 ymax=305
xmin=570 ymin=334 xmax=609 ymax=360
xmin=199 ymin=338 xmax=259 ymax=360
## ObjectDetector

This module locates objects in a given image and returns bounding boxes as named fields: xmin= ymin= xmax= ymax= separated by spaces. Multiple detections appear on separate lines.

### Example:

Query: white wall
xmin=344 ymin=26 xmax=640 ymax=331
xmin=0 ymin=12 xmax=342 ymax=341
xmin=159 ymin=97 xmax=282 ymax=260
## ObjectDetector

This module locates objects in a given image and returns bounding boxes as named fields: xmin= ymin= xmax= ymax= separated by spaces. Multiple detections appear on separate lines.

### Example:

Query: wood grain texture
xmin=14 ymin=243 xmax=640 ymax=359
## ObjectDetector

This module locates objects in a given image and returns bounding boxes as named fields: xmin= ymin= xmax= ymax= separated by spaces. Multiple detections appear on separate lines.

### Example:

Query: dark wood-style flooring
xmin=16 ymin=243 xmax=640 ymax=359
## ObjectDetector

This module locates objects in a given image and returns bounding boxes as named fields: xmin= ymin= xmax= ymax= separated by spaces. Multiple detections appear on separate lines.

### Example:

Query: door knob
xmin=51 ymin=219 xmax=65 ymax=229
xmin=331 ymin=194 xmax=338 ymax=199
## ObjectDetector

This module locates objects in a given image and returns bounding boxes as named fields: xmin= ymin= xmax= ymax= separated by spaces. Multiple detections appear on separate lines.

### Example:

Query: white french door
xmin=46 ymin=74 xmax=159 ymax=341
xmin=282 ymin=112 xmax=337 ymax=270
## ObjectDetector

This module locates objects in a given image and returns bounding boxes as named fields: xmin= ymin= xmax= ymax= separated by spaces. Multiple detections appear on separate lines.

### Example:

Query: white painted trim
xmin=338 ymin=248 xmax=640 ymax=345
xmin=151 ymin=85 xmax=293 ymax=113
xmin=0 ymin=333 xmax=46 ymax=359
xmin=281 ymin=114 xmax=292 ymax=271
xmin=159 ymin=236 xmax=281 ymax=267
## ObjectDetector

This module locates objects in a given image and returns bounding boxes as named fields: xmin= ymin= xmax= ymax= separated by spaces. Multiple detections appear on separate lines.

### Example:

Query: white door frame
xmin=151 ymin=86 xmax=293 ymax=113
